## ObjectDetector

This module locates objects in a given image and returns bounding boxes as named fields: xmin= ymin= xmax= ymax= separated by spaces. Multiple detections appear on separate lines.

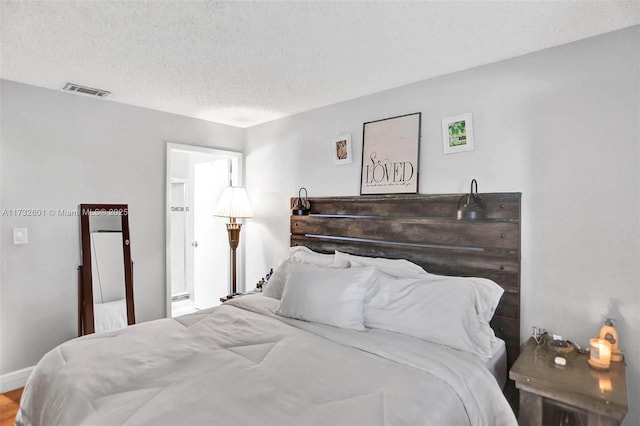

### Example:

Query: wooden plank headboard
xmin=290 ymin=193 xmax=521 ymax=370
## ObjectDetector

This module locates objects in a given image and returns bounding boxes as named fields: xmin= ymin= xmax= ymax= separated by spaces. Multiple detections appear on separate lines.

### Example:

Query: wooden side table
xmin=219 ymin=290 xmax=260 ymax=303
xmin=510 ymin=337 xmax=627 ymax=426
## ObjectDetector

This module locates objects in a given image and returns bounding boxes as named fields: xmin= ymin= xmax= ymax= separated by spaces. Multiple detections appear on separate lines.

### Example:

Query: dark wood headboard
xmin=290 ymin=193 xmax=521 ymax=370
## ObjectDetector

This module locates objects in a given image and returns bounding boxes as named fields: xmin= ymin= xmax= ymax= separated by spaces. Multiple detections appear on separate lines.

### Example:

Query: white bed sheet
xmin=18 ymin=294 xmax=516 ymax=426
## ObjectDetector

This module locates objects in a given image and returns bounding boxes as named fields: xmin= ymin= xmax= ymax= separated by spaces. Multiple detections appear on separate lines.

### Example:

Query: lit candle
xmin=588 ymin=338 xmax=612 ymax=370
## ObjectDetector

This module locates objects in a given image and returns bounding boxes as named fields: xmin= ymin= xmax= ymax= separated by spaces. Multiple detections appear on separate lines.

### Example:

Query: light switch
xmin=13 ymin=227 xmax=28 ymax=245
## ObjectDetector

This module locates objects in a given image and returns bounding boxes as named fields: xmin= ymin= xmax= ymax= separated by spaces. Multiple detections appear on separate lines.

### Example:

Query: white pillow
xmin=334 ymin=250 xmax=428 ymax=278
xmin=262 ymin=258 xmax=290 ymax=299
xmin=262 ymin=246 xmax=349 ymax=300
xmin=463 ymin=277 xmax=505 ymax=322
xmin=277 ymin=262 xmax=376 ymax=330
xmin=364 ymin=272 xmax=504 ymax=358
xmin=291 ymin=246 xmax=336 ymax=266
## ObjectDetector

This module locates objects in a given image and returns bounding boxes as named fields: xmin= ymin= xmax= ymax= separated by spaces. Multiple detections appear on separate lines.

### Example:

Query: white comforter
xmin=17 ymin=295 xmax=516 ymax=426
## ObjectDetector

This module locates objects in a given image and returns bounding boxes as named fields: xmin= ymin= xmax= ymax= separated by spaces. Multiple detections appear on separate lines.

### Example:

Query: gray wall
xmin=0 ymin=80 xmax=244 ymax=372
xmin=245 ymin=26 xmax=639 ymax=425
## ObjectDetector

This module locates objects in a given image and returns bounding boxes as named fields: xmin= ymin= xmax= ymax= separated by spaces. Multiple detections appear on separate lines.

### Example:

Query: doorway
xmin=166 ymin=143 xmax=244 ymax=317
xmin=170 ymin=180 xmax=189 ymax=300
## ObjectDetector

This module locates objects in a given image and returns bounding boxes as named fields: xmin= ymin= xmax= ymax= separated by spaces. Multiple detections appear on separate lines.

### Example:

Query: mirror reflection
xmin=90 ymin=217 xmax=126 ymax=333
xmin=79 ymin=204 xmax=135 ymax=335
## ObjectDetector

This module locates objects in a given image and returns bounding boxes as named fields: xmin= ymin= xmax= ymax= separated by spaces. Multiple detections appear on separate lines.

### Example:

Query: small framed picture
xmin=442 ymin=113 xmax=474 ymax=154
xmin=332 ymin=134 xmax=352 ymax=165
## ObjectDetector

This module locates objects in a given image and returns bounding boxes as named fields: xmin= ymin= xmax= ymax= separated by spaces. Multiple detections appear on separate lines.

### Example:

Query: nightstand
xmin=510 ymin=337 xmax=628 ymax=426
xmin=219 ymin=290 xmax=260 ymax=303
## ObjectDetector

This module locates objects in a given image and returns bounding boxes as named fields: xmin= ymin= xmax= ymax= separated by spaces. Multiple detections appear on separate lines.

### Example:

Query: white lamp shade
xmin=214 ymin=187 xmax=253 ymax=219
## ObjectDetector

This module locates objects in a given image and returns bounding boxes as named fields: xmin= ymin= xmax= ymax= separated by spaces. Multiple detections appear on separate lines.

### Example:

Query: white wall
xmin=0 ymin=80 xmax=244 ymax=374
xmin=245 ymin=26 xmax=639 ymax=425
xmin=170 ymin=151 xmax=190 ymax=180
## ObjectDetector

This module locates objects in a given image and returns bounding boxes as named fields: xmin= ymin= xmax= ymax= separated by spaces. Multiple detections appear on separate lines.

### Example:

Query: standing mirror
xmin=78 ymin=204 xmax=135 ymax=335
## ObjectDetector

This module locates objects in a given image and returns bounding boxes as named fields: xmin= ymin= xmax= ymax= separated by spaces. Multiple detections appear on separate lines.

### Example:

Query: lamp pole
xmin=214 ymin=186 xmax=252 ymax=297
xmin=225 ymin=217 xmax=242 ymax=294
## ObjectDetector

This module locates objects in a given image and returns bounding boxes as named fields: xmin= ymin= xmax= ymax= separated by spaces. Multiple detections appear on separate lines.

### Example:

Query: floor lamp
xmin=214 ymin=187 xmax=253 ymax=295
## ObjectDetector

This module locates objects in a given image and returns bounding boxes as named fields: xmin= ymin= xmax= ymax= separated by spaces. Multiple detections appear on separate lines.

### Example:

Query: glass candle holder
xmin=532 ymin=326 xmax=547 ymax=344
xmin=588 ymin=338 xmax=612 ymax=370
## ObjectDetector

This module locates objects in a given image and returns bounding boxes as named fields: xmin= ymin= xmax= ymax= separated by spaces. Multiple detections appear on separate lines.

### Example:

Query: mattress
xmin=486 ymin=337 xmax=507 ymax=389
xmin=18 ymin=294 xmax=516 ymax=426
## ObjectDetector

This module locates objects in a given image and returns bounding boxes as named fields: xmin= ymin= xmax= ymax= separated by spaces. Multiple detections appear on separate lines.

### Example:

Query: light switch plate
xmin=13 ymin=227 xmax=28 ymax=244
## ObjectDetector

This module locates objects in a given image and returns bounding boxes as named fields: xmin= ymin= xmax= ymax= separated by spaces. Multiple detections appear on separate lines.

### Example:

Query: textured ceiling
xmin=2 ymin=1 xmax=639 ymax=128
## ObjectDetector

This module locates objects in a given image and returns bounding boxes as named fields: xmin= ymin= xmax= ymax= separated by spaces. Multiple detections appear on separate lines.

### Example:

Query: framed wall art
xmin=332 ymin=134 xmax=352 ymax=165
xmin=442 ymin=112 xmax=474 ymax=154
xmin=360 ymin=112 xmax=421 ymax=195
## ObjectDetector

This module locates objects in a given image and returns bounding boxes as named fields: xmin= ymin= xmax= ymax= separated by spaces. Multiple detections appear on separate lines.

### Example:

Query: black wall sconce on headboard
xmin=457 ymin=179 xmax=486 ymax=220
xmin=292 ymin=187 xmax=311 ymax=215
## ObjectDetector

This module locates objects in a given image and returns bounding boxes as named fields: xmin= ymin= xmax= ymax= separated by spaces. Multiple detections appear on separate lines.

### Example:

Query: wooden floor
xmin=0 ymin=388 xmax=23 ymax=426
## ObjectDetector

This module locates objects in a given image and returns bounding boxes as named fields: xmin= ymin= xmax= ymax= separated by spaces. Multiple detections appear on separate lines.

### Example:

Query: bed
xmin=17 ymin=193 xmax=521 ymax=426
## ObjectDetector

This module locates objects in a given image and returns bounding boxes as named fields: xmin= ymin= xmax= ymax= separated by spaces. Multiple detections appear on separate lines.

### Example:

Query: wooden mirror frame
xmin=78 ymin=203 xmax=135 ymax=335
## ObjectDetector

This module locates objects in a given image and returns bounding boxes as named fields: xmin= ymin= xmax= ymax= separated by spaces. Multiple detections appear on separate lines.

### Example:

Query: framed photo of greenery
xmin=442 ymin=113 xmax=474 ymax=154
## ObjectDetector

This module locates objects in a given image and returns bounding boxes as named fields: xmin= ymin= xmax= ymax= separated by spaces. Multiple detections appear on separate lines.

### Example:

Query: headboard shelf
xmin=292 ymin=216 xmax=519 ymax=250
xmin=306 ymin=193 xmax=520 ymax=220
xmin=290 ymin=192 xmax=521 ymax=371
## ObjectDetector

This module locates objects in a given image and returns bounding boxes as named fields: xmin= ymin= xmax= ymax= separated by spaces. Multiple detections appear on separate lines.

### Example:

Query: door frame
xmin=165 ymin=142 xmax=244 ymax=318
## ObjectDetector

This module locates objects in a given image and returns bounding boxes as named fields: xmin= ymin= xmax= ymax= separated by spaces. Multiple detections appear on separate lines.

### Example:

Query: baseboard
xmin=0 ymin=366 xmax=34 ymax=393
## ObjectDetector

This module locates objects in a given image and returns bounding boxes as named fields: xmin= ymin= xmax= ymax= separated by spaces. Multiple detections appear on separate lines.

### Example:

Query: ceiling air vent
xmin=63 ymin=83 xmax=111 ymax=97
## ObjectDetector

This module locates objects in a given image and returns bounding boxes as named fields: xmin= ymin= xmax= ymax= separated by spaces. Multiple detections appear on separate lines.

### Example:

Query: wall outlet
xmin=13 ymin=227 xmax=28 ymax=245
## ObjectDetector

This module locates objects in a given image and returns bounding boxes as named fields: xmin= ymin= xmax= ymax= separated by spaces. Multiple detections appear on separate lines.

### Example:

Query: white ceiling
xmin=2 ymin=1 xmax=639 ymax=128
